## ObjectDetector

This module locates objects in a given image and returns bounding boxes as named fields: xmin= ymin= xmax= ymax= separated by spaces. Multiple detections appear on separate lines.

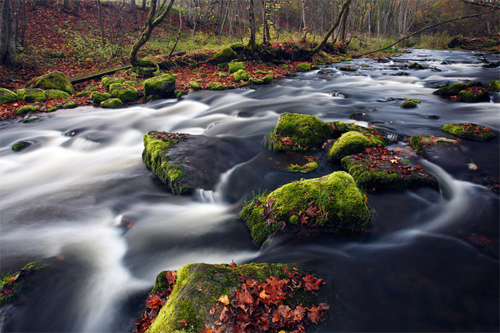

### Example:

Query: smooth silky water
xmin=0 ymin=49 xmax=498 ymax=332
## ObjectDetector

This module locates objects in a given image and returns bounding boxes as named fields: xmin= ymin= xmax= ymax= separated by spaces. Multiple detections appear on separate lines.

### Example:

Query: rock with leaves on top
xmin=25 ymin=71 xmax=74 ymax=95
xmin=442 ymin=123 xmax=496 ymax=141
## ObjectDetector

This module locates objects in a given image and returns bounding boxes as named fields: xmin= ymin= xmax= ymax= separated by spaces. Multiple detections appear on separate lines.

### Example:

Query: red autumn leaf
xmin=302 ymin=274 xmax=323 ymax=293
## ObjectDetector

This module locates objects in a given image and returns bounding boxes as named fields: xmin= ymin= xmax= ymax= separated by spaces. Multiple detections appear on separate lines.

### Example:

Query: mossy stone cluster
xmin=147 ymin=262 xmax=315 ymax=333
xmin=327 ymin=131 xmax=390 ymax=161
xmin=143 ymin=74 xmax=177 ymax=98
xmin=25 ymin=71 xmax=74 ymax=95
xmin=239 ymin=171 xmax=370 ymax=245
xmin=102 ymin=76 xmax=125 ymax=90
xmin=268 ymin=113 xmax=333 ymax=151
xmin=442 ymin=123 xmax=496 ymax=141
xmin=142 ymin=131 xmax=192 ymax=195
xmin=485 ymin=80 xmax=500 ymax=92
xmin=0 ymin=88 xmax=18 ymax=104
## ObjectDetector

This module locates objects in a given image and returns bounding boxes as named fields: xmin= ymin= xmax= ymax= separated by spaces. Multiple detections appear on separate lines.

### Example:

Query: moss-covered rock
xmin=485 ymin=80 xmax=500 ymax=92
xmin=0 ymin=262 xmax=43 ymax=306
xmin=400 ymin=98 xmax=421 ymax=108
xmin=228 ymin=61 xmax=245 ymax=73
xmin=16 ymin=104 xmax=39 ymax=115
xmin=206 ymin=82 xmax=226 ymax=90
xmin=433 ymin=81 xmax=481 ymax=98
xmin=287 ymin=161 xmax=318 ymax=173
xmin=44 ymin=89 xmax=70 ymax=99
xmin=189 ymin=81 xmax=201 ymax=90
xmin=409 ymin=62 xmax=425 ymax=69
xmin=100 ymin=98 xmax=123 ymax=109
xmin=329 ymin=121 xmax=377 ymax=137
xmin=296 ymin=63 xmax=312 ymax=72
xmin=109 ymin=83 xmax=139 ymax=102
xmin=239 ymin=171 xmax=370 ymax=245
xmin=0 ymin=88 xmax=18 ymax=104
xmin=63 ymin=100 xmax=78 ymax=109
xmin=90 ymin=91 xmax=112 ymax=104
xmin=267 ymin=113 xmax=333 ymax=152
xmin=11 ymin=140 xmax=30 ymax=152
xmin=143 ymin=74 xmax=177 ymax=98
xmin=16 ymin=88 xmax=46 ymax=102
xmin=216 ymin=72 xmax=228 ymax=77
xmin=229 ymin=43 xmax=245 ymax=52
xmin=233 ymin=69 xmax=250 ymax=82
xmin=25 ymin=71 xmax=74 ymax=94
xmin=145 ymin=262 xmax=328 ymax=333
xmin=458 ymin=86 xmax=490 ymax=103
xmin=341 ymin=147 xmax=438 ymax=191
xmin=101 ymin=76 xmax=125 ymax=91
xmin=214 ymin=47 xmax=237 ymax=63
xmin=442 ymin=123 xmax=496 ymax=141
xmin=75 ymin=91 xmax=90 ymax=97
xmin=142 ymin=131 xmax=191 ymax=195
xmin=409 ymin=135 xmax=459 ymax=154
xmin=327 ymin=131 xmax=390 ymax=161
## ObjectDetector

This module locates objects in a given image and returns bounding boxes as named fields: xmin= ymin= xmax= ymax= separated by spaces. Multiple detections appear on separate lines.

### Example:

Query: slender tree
xmin=248 ymin=0 xmax=257 ymax=49
xmin=0 ymin=0 xmax=16 ymax=66
xmin=129 ymin=0 xmax=175 ymax=66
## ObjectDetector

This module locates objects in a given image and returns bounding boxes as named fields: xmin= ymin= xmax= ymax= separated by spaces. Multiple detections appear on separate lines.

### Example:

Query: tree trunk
xmin=309 ymin=0 xmax=352 ymax=54
xmin=20 ymin=0 xmax=27 ymax=47
xmin=247 ymin=0 xmax=256 ymax=49
xmin=129 ymin=0 xmax=175 ymax=66
xmin=72 ymin=0 xmax=80 ymax=16
xmin=0 ymin=0 xmax=16 ymax=66
xmin=97 ymin=0 xmax=105 ymax=46
xmin=300 ymin=0 xmax=307 ymax=41
xmin=339 ymin=1 xmax=349 ymax=41
xmin=141 ymin=0 xmax=146 ymax=10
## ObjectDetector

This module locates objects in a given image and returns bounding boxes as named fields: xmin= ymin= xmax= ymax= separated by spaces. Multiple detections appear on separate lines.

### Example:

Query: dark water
xmin=0 ymin=49 xmax=498 ymax=332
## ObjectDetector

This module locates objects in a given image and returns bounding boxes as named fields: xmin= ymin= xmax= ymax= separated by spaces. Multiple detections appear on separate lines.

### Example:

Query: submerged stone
xmin=26 ymin=71 xmax=74 ymax=94
xmin=400 ymin=98 xmax=421 ymax=108
xmin=239 ymin=171 xmax=370 ymax=245
xmin=267 ymin=113 xmax=333 ymax=152
xmin=327 ymin=131 xmax=390 ymax=161
xmin=0 ymin=88 xmax=18 ymax=104
xmin=341 ymin=147 xmax=438 ymax=191
xmin=442 ymin=123 xmax=496 ymax=141
xmin=143 ymin=74 xmax=176 ymax=98
xmin=409 ymin=135 xmax=459 ymax=154
xmin=142 ymin=262 xmax=329 ymax=333
xmin=11 ymin=140 xmax=30 ymax=152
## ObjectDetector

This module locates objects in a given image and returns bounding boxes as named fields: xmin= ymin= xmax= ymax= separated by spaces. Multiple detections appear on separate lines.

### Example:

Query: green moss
xmin=216 ymin=72 xmax=228 ymax=77
xmin=45 ymin=89 xmax=70 ymax=99
xmin=149 ymin=262 xmax=312 ymax=333
xmin=63 ymin=100 xmax=78 ymax=109
xmin=75 ymin=91 xmax=90 ymax=97
xmin=189 ymin=81 xmax=200 ymax=90
xmin=458 ymin=87 xmax=490 ymax=103
xmin=100 ymin=98 xmax=123 ymax=109
xmin=296 ymin=63 xmax=312 ymax=72
xmin=230 ymin=43 xmax=245 ymax=52
xmin=239 ymin=171 xmax=370 ymax=245
xmin=400 ymin=99 xmax=421 ymax=108
xmin=47 ymin=106 xmax=59 ymax=112
xmin=442 ymin=123 xmax=496 ymax=141
xmin=205 ymin=82 xmax=226 ymax=90
xmin=409 ymin=135 xmax=459 ymax=154
xmin=16 ymin=104 xmax=39 ymax=115
xmin=233 ymin=69 xmax=250 ymax=82
xmin=16 ymin=88 xmax=46 ymax=102
xmin=287 ymin=161 xmax=318 ymax=173
xmin=254 ymin=70 xmax=267 ymax=75
xmin=327 ymin=131 xmax=389 ymax=161
xmin=318 ymin=51 xmax=328 ymax=57
xmin=143 ymin=74 xmax=177 ymax=98
xmin=91 ymin=91 xmax=112 ymax=104
xmin=217 ymin=63 xmax=228 ymax=70
xmin=228 ymin=62 xmax=245 ymax=73
xmin=11 ymin=140 xmax=29 ymax=152
xmin=0 ymin=88 xmax=18 ymax=104
xmin=341 ymin=148 xmax=438 ymax=191
xmin=485 ymin=80 xmax=500 ymax=92
xmin=1 ymin=262 xmax=43 ymax=305
xmin=214 ymin=47 xmax=237 ymax=63
xmin=26 ymin=71 xmax=74 ymax=94
xmin=268 ymin=113 xmax=333 ymax=152
xmin=433 ymin=81 xmax=481 ymax=97
xmin=109 ymin=83 xmax=139 ymax=102
xmin=142 ymin=131 xmax=192 ymax=195
xmin=101 ymin=76 xmax=125 ymax=90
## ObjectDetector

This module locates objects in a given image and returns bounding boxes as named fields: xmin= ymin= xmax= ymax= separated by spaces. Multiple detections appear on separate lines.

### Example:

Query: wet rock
xmin=442 ymin=123 xmax=496 ymax=141
xmin=433 ymin=81 xmax=484 ymax=101
xmin=400 ymin=99 xmax=421 ymax=108
xmin=0 ymin=262 xmax=44 ymax=307
xmin=341 ymin=147 xmax=438 ymax=191
xmin=11 ymin=141 xmax=30 ymax=152
xmin=142 ymin=131 xmax=257 ymax=195
xmin=267 ymin=113 xmax=333 ymax=152
xmin=239 ymin=171 xmax=370 ymax=245
xmin=25 ymin=71 xmax=74 ymax=95
xmin=409 ymin=135 xmax=460 ymax=154
xmin=458 ymin=86 xmax=490 ymax=103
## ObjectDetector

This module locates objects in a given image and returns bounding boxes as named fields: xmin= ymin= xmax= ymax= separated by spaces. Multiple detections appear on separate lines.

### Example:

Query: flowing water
xmin=0 ymin=49 xmax=498 ymax=332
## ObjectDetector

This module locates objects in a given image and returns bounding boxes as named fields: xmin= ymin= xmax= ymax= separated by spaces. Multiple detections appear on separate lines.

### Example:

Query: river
xmin=0 ymin=49 xmax=498 ymax=332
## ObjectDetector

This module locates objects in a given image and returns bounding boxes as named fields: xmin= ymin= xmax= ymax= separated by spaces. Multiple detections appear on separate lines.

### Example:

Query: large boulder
xmin=239 ymin=171 xmax=370 ymax=245
xmin=26 ymin=71 xmax=74 ymax=95
xmin=267 ymin=113 xmax=333 ymax=152
xmin=137 ymin=263 xmax=329 ymax=333
xmin=16 ymin=88 xmax=46 ymax=102
xmin=143 ymin=74 xmax=176 ymax=98
xmin=341 ymin=147 xmax=438 ymax=191
xmin=214 ymin=47 xmax=238 ymax=63
xmin=0 ymin=88 xmax=18 ymax=104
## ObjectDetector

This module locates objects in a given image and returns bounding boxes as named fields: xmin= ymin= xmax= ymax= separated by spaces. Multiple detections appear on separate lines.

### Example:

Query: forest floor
xmin=1 ymin=0 xmax=498 ymax=121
